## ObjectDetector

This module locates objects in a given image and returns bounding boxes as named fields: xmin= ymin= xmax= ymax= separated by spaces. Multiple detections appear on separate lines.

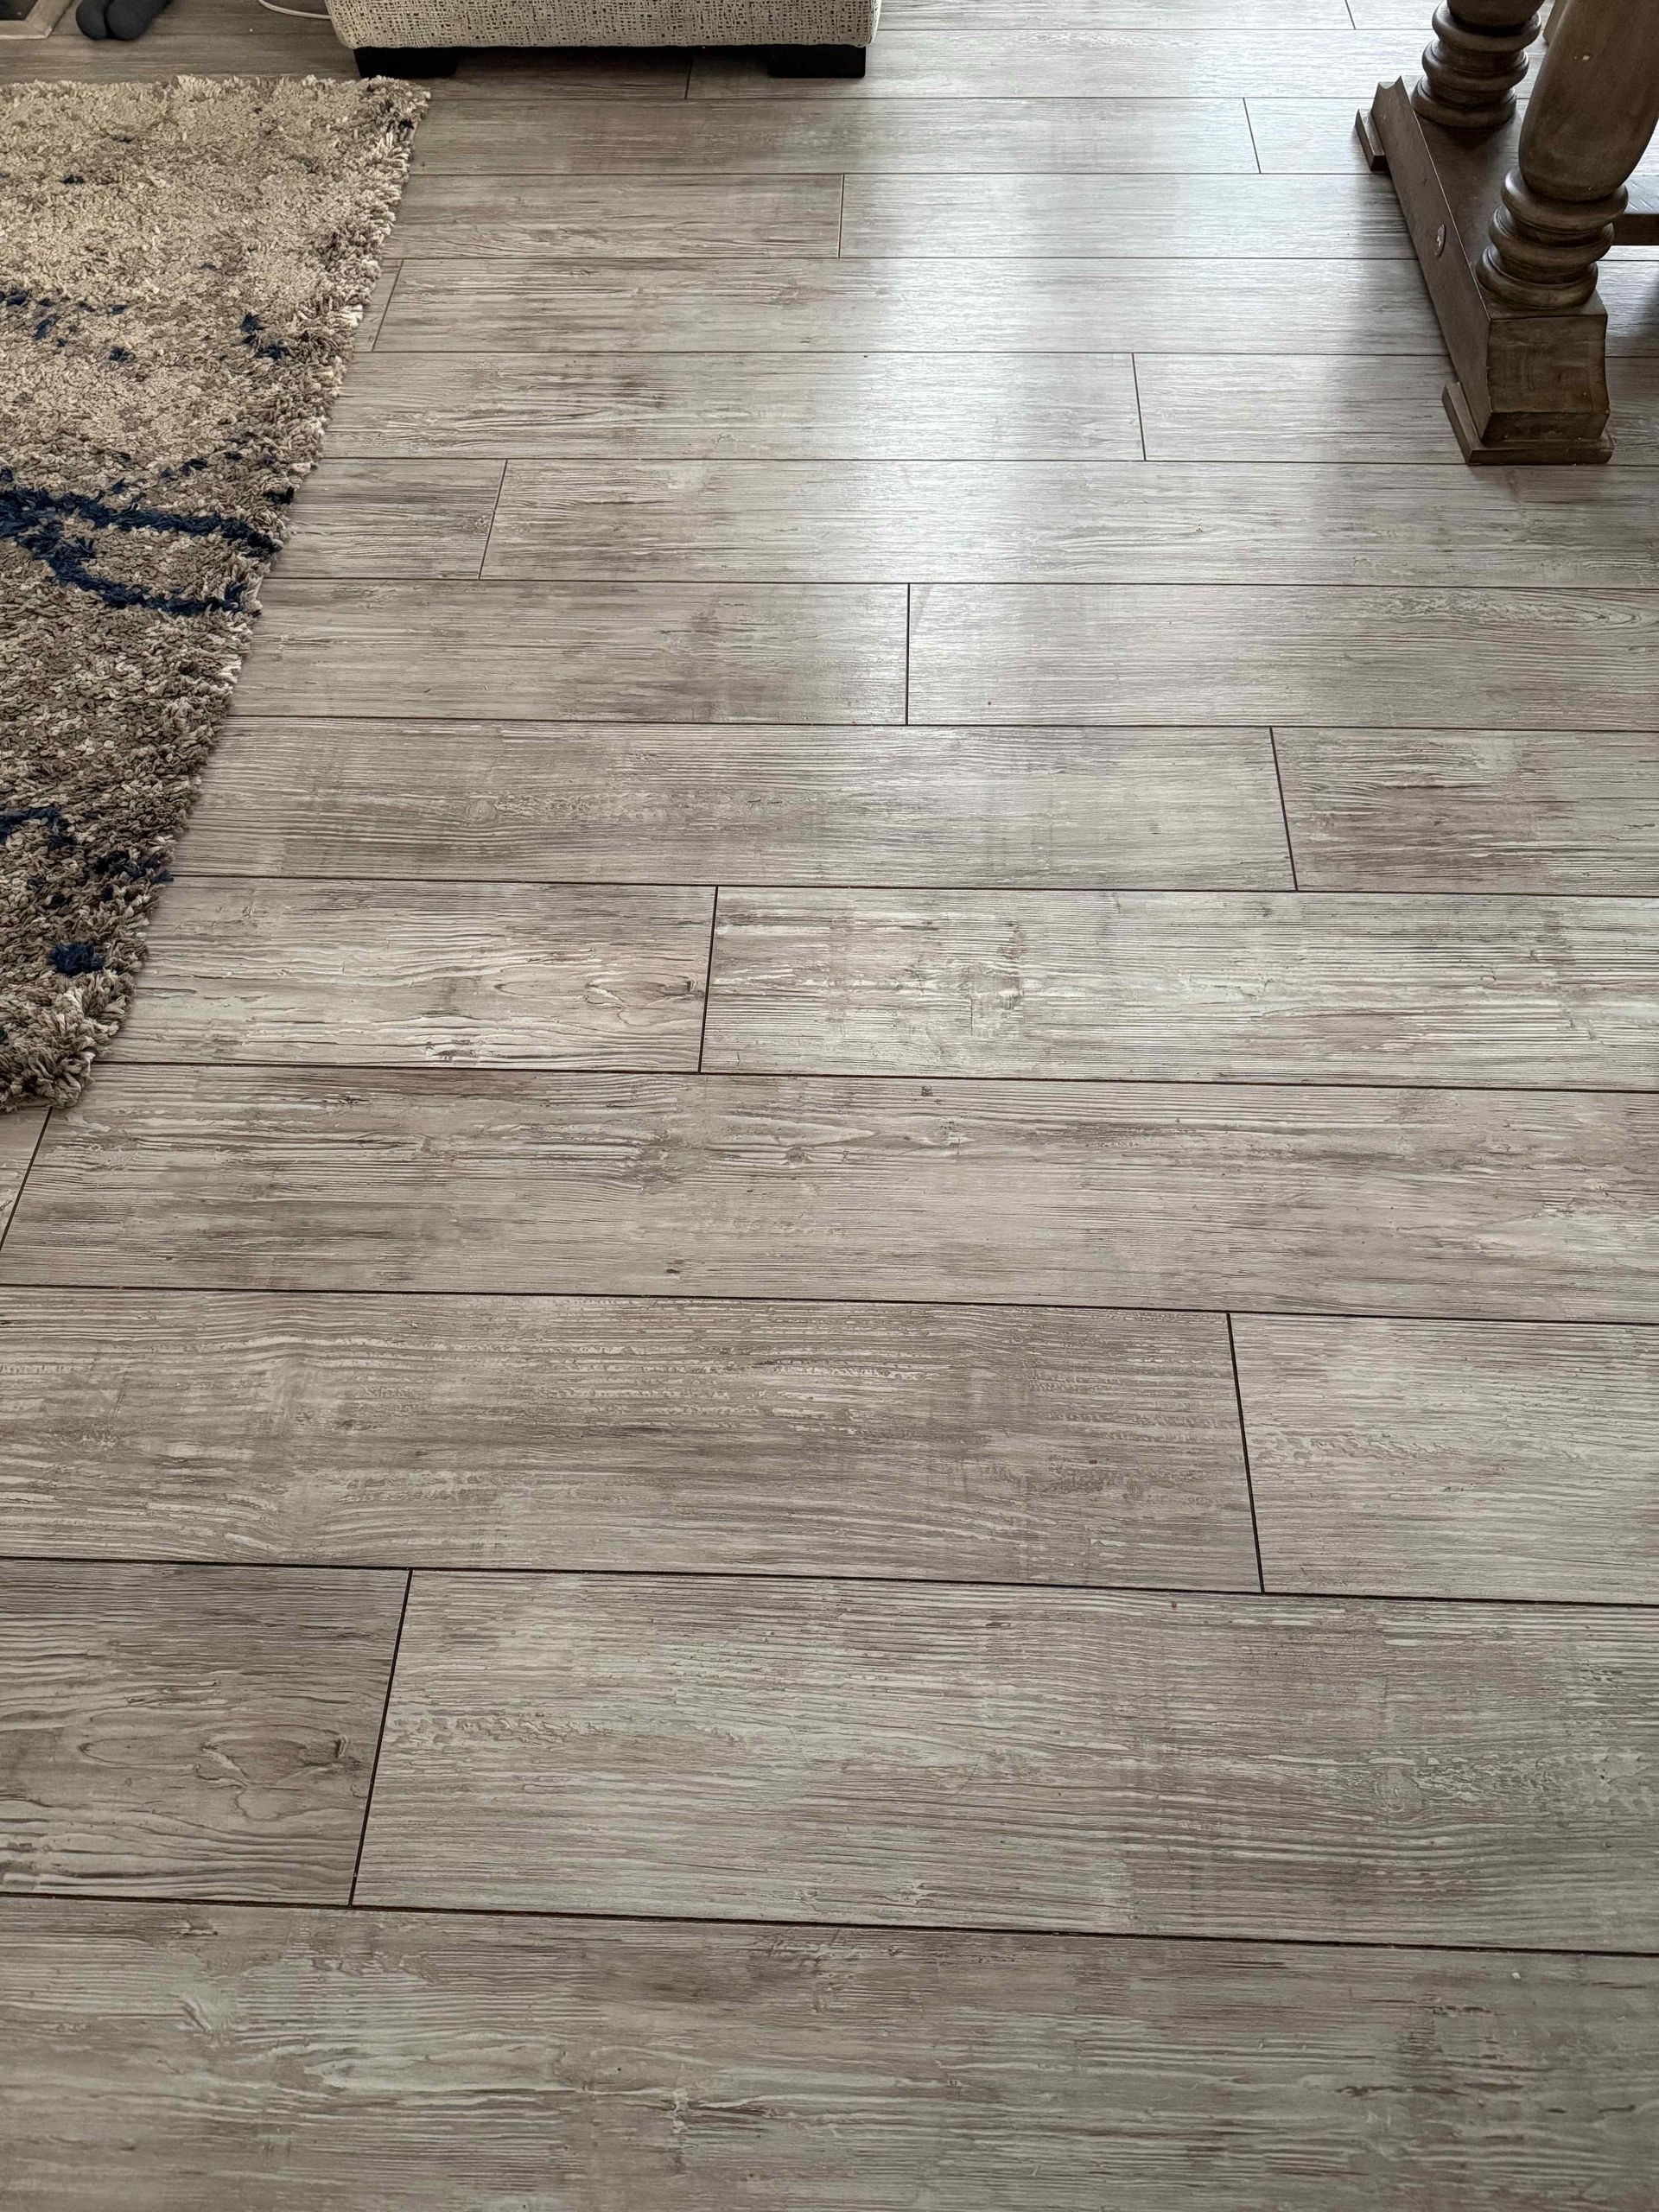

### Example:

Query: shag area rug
xmin=0 ymin=73 xmax=425 ymax=1108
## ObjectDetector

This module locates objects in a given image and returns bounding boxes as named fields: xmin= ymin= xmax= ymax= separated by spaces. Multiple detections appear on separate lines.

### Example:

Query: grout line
xmin=154 ymin=874 xmax=1659 ymax=901
xmin=87 ymin=1058 xmax=1659 ymax=1096
xmin=0 ymin=1108 xmax=51 ymax=1263
xmin=1243 ymin=96 xmax=1265 ymax=173
xmin=365 ymin=259 xmax=405 ymax=352
xmin=3 ymin=1885 xmax=1656 ymax=1961
xmin=474 ymin=459 xmax=509 ymax=578
xmin=4 ymin=1552 xmax=1657 ymax=1611
xmin=1226 ymin=1315 xmax=1268 ymax=1592
xmin=252 ymin=577 xmax=1659 ymax=594
xmin=1 ymin=1282 xmax=1654 ymax=1332
xmin=696 ymin=887 xmax=720 ymax=1071
xmin=904 ymin=583 xmax=912 ymax=724
xmin=1267 ymin=728 xmax=1300 ymax=887
xmin=347 ymin=1570 xmax=412 ymax=1908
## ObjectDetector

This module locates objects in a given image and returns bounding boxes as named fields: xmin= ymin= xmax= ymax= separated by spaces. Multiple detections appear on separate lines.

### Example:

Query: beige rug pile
xmin=0 ymin=73 xmax=425 ymax=1108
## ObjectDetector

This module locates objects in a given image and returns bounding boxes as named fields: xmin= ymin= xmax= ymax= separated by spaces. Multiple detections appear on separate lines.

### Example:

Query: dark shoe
xmin=76 ymin=0 xmax=111 ymax=38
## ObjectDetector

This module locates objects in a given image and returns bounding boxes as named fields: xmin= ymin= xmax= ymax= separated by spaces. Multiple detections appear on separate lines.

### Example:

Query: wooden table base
xmin=1362 ymin=80 xmax=1612 ymax=464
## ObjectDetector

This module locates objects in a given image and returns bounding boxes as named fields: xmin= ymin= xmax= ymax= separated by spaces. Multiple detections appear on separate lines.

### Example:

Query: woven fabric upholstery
xmin=327 ymin=0 xmax=878 ymax=48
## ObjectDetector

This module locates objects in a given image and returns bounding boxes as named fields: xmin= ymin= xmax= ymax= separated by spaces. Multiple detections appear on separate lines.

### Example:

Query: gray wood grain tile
xmin=1245 ymin=97 xmax=1380 ymax=172
xmin=1234 ymin=1316 xmax=1659 ymax=1603
xmin=375 ymin=257 xmax=1441 ymax=356
xmin=106 ymin=881 xmax=713 ymax=1071
xmin=690 ymin=29 xmax=1420 ymax=100
xmin=232 ymin=582 xmax=907 ymax=723
xmin=703 ymin=889 xmax=1659 ymax=1087
xmin=1343 ymin=0 xmax=1449 ymax=18
xmin=356 ymin=264 xmax=400 ymax=351
xmin=180 ymin=721 xmax=1293 ymax=890
xmin=1607 ymin=361 xmax=1659 ymax=456
xmin=1602 ymin=262 xmax=1659 ymax=357
xmin=481 ymin=459 xmax=1659 ymax=588
xmin=907 ymin=584 xmax=1659 ymax=730
xmin=3 ymin=1068 xmax=1653 ymax=1319
xmin=0 ymin=1292 xmax=1254 ymax=1584
xmin=838 ymin=173 xmax=1410 ymax=257
xmin=887 ymin=0 xmax=1355 ymax=20
xmin=13 ymin=1902 xmax=1654 ymax=2212
xmin=9 ymin=1904 xmax=1655 ymax=2212
xmin=1245 ymin=89 xmax=1652 ymax=176
xmin=410 ymin=93 xmax=1262 ymax=175
xmin=357 ymin=1573 xmax=1659 ymax=1945
xmin=1275 ymin=728 xmax=1659 ymax=892
xmin=1134 ymin=354 xmax=1659 ymax=463
xmin=383 ymin=174 xmax=843 ymax=259
xmin=327 ymin=352 xmax=1145 ymax=461
xmin=1135 ymin=354 xmax=1452 ymax=462
xmin=277 ymin=462 xmax=502 ymax=581
xmin=0 ymin=1109 xmax=48 ymax=1243
xmin=0 ymin=1561 xmax=403 ymax=1901
xmin=1 ymin=0 xmax=345 ymax=78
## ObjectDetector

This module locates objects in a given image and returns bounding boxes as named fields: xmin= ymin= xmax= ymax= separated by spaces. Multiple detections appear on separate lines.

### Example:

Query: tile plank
xmin=233 ymin=582 xmax=907 ymax=723
xmin=838 ymin=173 xmax=1410 ymax=257
xmin=1235 ymin=1316 xmax=1659 ymax=1603
xmin=481 ymin=459 xmax=1659 ymax=588
xmin=1275 ymin=728 xmax=1659 ymax=893
xmin=13 ymin=1902 xmax=1659 ymax=2212
xmin=690 ymin=29 xmax=1421 ymax=100
xmin=383 ymin=174 xmax=844 ymax=259
xmin=0 ymin=1561 xmax=403 ymax=1901
xmin=107 ymin=881 xmax=713 ymax=1071
xmin=358 ymin=1573 xmax=1659 ymax=1947
xmin=703 ymin=888 xmax=1659 ymax=1087
xmin=277 ymin=461 xmax=502 ymax=581
xmin=0 ymin=1292 xmax=1254 ymax=1585
xmin=1136 ymin=353 xmax=1452 ymax=462
xmin=1 ymin=0 xmax=345 ymax=78
xmin=2 ymin=1068 xmax=1653 ymax=1319
xmin=410 ymin=93 xmax=1262 ymax=175
xmin=1135 ymin=354 xmax=1659 ymax=463
xmin=375 ymin=257 xmax=1441 ymax=356
xmin=887 ymin=0 xmax=1356 ymax=20
xmin=1246 ymin=97 xmax=1380 ymax=173
xmin=0 ymin=1109 xmax=48 ymax=1241
xmin=907 ymin=584 xmax=1659 ymax=730
xmin=180 ymin=721 xmax=1294 ymax=890
xmin=8 ymin=1904 xmax=1656 ymax=2212
xmin=327 ymin=352 xmax=1146 ymax=461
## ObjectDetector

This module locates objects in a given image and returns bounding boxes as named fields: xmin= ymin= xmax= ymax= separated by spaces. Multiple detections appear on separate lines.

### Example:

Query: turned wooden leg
xmin=1412 ymin=1 xmax=1541 ymax=130
xmin=1480 ymin=0 xmax=1659 ymax=308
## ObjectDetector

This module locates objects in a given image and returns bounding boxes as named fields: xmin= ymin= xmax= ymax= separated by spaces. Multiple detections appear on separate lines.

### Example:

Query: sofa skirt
xmin=326 ymin=0 xmax=880 ymax=48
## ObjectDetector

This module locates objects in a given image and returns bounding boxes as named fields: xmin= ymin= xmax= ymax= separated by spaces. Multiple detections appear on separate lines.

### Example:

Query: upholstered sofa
xmin=327 ymin=0 xmax=880 ymax=77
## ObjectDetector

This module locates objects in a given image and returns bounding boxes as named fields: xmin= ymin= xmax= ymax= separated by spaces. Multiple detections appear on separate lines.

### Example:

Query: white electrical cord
xmin=257 ymin=0 xmax=333 ymax=16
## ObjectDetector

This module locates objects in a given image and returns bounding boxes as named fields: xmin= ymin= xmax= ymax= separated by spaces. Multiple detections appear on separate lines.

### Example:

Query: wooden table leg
xmin=1480 ymin=0 xmax=1659 ymax=310
xmin=1413 ymin=2 xmax=1541 ymax=131
xmin=1363 ymin=0 xmax=1659 ymax=461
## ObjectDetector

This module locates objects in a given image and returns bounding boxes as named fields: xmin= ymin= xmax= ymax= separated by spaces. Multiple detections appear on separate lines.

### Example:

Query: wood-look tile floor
xmin=4 ymin=4 xmax=1659 ymax=2203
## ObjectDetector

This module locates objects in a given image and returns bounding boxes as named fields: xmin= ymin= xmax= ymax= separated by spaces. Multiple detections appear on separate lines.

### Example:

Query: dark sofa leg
xmin=354 ymin=45 xmax=459 ymax=76
xmin=765 ymin=42 xmax=866 ymax=77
